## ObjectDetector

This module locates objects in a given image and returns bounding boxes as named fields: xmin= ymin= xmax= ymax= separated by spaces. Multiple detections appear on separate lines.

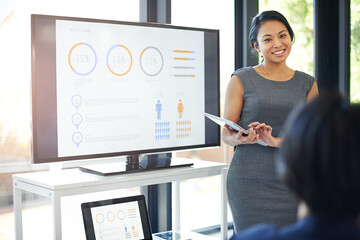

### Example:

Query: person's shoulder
xmin=232 ymin=66 xmax=254 ymax=77
xmin=230 ymin=224 xmax=278 ymax=240
xmin=294 ymin=70 xmax=317 ymax=83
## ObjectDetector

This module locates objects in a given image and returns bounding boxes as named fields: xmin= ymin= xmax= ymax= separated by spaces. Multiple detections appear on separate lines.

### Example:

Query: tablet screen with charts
xmin=81 ymin=195 xmax=153 ymax=240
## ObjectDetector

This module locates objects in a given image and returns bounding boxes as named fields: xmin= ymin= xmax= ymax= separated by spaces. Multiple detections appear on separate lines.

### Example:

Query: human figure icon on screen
xmin=177 ymin=99 xmax=184 ymax=119
xmin=155 ymin=100 xmax=162 ymax=120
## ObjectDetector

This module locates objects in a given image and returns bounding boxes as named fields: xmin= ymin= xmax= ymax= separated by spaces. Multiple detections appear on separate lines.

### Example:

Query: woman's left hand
xmin=248 ymin=122 xmax=282 ymax=147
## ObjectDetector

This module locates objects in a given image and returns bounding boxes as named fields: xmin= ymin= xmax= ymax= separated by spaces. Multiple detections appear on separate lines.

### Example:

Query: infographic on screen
xmin=90 ymin=201 xmax=145 ymax=240
xmin=55 ymin=20 xmax=205 ymax=157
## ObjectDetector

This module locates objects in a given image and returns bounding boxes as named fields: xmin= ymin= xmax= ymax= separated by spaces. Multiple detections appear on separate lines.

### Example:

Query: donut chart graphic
xmin=107 ymin=44 xmax=133 ymax=76
xmin=95 ymin=213 xmax=105 ymax=224
xmin=117 ymin=210 xmax=126 ymax=220
xmin=107 ymin=211 xmax=116 ymax=222
xmin=140 ymin=46 xmax=164 ymax=76
xmin=68 ymin=42 xmax=97 ymax=76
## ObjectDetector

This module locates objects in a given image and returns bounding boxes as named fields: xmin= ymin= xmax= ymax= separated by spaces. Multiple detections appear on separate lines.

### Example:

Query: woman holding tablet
xmin=222 ymin=10 xmax=318 ymax=231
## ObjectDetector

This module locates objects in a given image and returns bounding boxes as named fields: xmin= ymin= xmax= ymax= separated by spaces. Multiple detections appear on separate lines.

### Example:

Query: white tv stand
xmin=13 ymin=158 xmax=228 ymax=240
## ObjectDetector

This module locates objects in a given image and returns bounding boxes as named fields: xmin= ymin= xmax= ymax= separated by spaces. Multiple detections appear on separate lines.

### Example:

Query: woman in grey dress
xmin=222 ymin=11 xmax=318 ymax=232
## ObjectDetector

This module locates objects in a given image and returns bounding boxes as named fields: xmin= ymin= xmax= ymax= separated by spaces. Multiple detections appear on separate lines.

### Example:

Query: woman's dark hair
xmin=278 ymin=91 xmax=360 ymax=219
xmin=249 ymin=10 xmax=295 ymax=51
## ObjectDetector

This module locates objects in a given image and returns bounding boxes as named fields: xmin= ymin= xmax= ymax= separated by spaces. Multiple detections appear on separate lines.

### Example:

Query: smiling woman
xmin=253 ymin=20 xmax=293 ymax=80
xmin=222 ymin=10 xmax=318 ymax=232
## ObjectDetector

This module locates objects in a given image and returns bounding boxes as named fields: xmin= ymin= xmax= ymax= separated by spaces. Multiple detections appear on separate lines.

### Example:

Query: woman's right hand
xmin=224 ymin=124 xmax=260 ymax=145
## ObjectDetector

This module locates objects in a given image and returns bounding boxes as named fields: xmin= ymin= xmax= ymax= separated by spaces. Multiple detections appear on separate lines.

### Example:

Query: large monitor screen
xmin=31 ymin=14 xmax=220 ymax=164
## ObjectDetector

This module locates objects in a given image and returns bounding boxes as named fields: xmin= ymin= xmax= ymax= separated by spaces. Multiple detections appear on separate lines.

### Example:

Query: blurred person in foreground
xmin=231 ymin=91 xmax=360 ymax=240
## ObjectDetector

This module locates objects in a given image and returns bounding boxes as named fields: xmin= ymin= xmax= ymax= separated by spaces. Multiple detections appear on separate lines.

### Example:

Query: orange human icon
xmin=177 ymin=99 xmax=184 ymax=119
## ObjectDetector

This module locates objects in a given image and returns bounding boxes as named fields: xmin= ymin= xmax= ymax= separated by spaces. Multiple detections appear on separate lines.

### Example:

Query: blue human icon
xmin=155 ymin=100 xmax=162 ymax=120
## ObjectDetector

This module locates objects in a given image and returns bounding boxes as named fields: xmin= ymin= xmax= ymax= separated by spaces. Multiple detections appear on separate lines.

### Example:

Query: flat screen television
xmin=31 ymin=14 xmax=220 ymax=171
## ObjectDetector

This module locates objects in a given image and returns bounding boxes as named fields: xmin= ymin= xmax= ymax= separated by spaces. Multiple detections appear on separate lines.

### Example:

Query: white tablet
xmin=205 ymin=112 xmax=267 ymax=146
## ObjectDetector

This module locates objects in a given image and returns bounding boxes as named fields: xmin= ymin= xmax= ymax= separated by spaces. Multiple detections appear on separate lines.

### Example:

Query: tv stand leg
xmin=13 ymin=181 xmax=23 ymax=240
xmin=221 ymin=168 xmax=228 ymax=240
xmin=51 ymin=191 xmax=62 ymax=239
xmin=126 ymin=154 xmax=141 ymax=170
xmin=173 ymin=181 xmax=181 ymax=230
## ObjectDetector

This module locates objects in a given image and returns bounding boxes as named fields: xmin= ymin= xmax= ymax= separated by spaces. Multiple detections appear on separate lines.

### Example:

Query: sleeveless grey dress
xmin=227 ymin=67 xmax=316 ymax=232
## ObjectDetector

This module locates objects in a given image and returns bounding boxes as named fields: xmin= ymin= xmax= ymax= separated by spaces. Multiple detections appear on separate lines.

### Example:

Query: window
xmin=0 ymin=1 xmax=139 ymax=239
xmin=351 ymin=0 xmax=360 ymax=103
xmin=171 ymin=0 xmax=234 ymax=230
xmin=172 ymin=0 xmax=234 ymax=163
xmin=0 ymin=1 xmax=139 ymax=168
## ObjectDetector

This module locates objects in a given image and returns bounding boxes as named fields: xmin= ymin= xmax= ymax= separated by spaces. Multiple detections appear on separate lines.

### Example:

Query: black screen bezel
xmin=31 ymin=14 xmax=220 ymax=164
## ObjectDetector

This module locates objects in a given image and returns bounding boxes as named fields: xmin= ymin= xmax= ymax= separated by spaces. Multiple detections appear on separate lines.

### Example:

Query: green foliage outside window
xmin=351 ymin=0 xmax=360 ymax=103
